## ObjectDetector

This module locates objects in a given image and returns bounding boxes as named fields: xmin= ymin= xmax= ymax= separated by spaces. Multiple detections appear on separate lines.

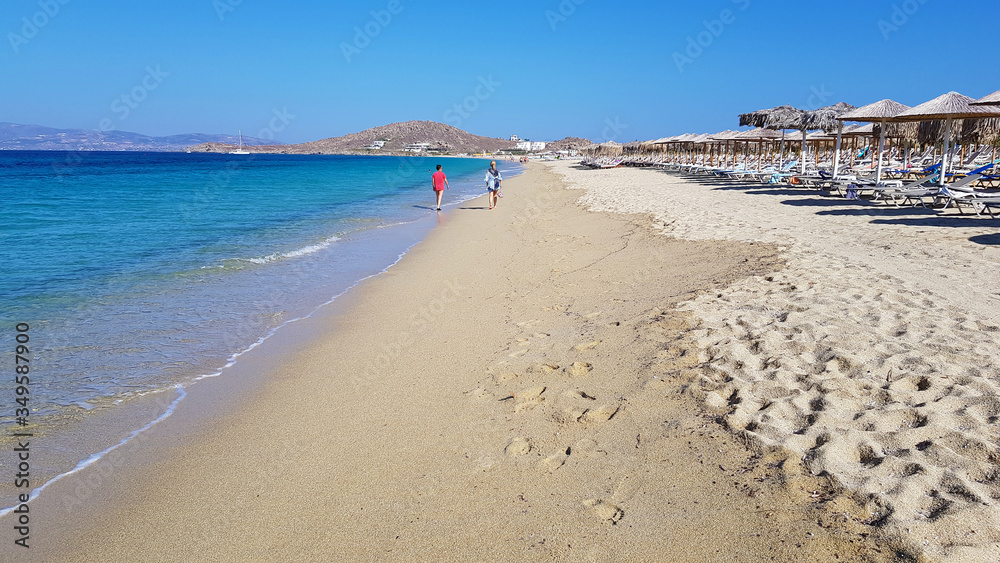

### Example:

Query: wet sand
xmin=8 ymin=163 xmax=903 ymax=561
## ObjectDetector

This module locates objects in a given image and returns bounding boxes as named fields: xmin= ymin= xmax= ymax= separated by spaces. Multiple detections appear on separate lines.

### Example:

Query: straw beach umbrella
xmin=739 ymin=105 xmax=805 ymax=130
xmin=890 ymin=92 xmax=1000 ymax=186
xmin=804 ymin=102 xmax=857 ymax=179
xmin=971 ymin=90 xmax=1000 ymax=106
xmin=708 ymin=130 xmax=740 ymax=168
xmin=734 ymin=128 xmax=784 ymax=171
xmin=838 ymin=99 xmax=910 ymax=182
xmin=740 ymin=104 xmax=857 ymax=174
xmin=804 ymin=102 xmax=857 ymax=131
xmin=739 ymin=105 xmax=806 ymax=171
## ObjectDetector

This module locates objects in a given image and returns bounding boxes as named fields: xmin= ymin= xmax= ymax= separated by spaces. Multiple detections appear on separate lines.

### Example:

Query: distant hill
xmin=187 ymin=121 xmax=516 ymax=155
xmin=544 ymin=137 xmax=594 ymax=152
xmin=0 ymin=123 xmax=278 ymax=152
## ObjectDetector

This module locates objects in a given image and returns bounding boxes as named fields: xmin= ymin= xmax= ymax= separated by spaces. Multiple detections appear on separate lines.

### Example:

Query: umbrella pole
xmin=833 ymin=122 xmax=843 ymax=179
xmin=941 ymin=116 xmax=952 ymax=187
xmin=779 ymin=130 xmax=786 ymax=167
xmin=876 ymin=118 xmax=887 ymax=183
xmin=799 ymin=128 xmax=807 ymax=174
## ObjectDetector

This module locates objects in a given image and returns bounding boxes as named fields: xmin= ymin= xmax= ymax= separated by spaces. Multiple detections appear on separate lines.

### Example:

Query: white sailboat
xmin=229 ymin=130 xmax=250 ymax=154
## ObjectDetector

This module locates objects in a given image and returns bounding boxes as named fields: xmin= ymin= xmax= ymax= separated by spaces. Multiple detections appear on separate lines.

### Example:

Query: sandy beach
xmin=553 ymin=160 xmax=1000 ymax=561
xmin=11 ymin=161 xmax=983 ymax=561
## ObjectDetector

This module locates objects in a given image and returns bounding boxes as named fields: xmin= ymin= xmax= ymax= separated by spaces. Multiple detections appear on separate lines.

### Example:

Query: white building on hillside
xmin=404 ymin=142 xmax=431 ymax=152
xmin=515 ymin=141 xmax=532 ymax=151
xmin=364 ymin=140 xmax=386 ymax=150
xmin=510 ymin=134 xmax=521 ymax=142
xmin=530 ymin=142 xmax=546 ymax=151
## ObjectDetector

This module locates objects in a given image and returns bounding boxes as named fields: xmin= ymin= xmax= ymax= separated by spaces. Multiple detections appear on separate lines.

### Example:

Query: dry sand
xmin=551 ymin=160 xmax=1000 ymax=562
xmin=8 ymin=163 xmax=919 ymax=561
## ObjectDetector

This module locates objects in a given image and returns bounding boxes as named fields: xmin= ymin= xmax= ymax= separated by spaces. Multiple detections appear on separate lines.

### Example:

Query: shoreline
xmin=0 ymin=155 xmax=522 ymax=516
xmin=6 ymin=163 xmax=899 ymax=561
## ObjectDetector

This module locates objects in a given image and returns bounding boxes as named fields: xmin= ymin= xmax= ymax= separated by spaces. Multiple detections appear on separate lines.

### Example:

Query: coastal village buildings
xmin=515 ymin=140 xmax=547 ymax=152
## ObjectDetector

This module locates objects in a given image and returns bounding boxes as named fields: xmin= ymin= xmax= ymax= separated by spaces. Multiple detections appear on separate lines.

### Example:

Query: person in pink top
xmin=431 ymin=164 xmax=449 ymax=211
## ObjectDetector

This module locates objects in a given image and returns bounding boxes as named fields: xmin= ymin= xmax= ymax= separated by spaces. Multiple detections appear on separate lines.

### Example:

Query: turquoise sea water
xmin=0 ymin=151 xmax=518 ymax=506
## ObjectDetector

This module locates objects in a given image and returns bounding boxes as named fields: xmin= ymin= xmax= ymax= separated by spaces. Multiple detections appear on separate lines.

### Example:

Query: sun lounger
xmin=935 ymin=173 xmax=989 ymax=212
xmin=872 ymin=176 xmax=938 ymax=206
xmin=970 ymin=197 xmax=1000 ymax=218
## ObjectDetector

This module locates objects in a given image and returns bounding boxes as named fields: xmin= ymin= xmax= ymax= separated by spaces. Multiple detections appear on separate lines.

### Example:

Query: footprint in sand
xmin=541 ymin=447 xmax=571 ymax=472
xmin=508 ymin=349 xmax=529 ymax=358
xmin=530 ymin=363 xmax=561 ymax=374
xmin=514 ymin=386 xmax=546 ymax=412
xmin=572 ymin=438 xmax=607 ymax=458
xmin=581 ymin=404 xmax=620 ymax=424
xmin=505 ymin=437 xmax=533 ymax=457
xmin=582 ymin=499 xmax=624 ymax=524
xmin=565 ymin=362 xmax=593 ymax=377
xmin=573 ymin=341 xmax=601 ymax=352
xmin=553 ymin=407 xmax=588 ymax=425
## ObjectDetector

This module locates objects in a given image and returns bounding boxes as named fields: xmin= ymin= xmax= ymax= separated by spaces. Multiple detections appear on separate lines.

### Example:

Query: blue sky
xmin=2 ymin=0 xmax=998 ymax=144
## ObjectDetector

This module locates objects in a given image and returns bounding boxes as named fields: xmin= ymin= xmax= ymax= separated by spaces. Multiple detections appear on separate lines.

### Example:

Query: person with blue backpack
xmin=485 ymin=160 xmax=503 ymax=210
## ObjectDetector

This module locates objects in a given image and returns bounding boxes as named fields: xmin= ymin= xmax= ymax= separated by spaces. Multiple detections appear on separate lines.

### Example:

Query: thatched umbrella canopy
xmin=702 ymin=130 xmax=740 ymax=168
xmin=734 ymin=128 xmax=784 ymax=141
xmin=598 ymin=141 xmax=623 ymax=156
xmin=891 ymin=91 xmax=1000 ymax=121
xmin=837 ymin=99 xmax=910 ymax=181
xmin=839 ymin=99 xmax=910 ymax=121
xmin=638 ymin=139 xmax=662 ymax=152
xmin=709 ymin=130 xmax=741 ymax=141
xmin=784 ymin=130 xmax=830 ymax=142
xmin=844 ymin=123 xmax=873 ymax=136
xmin=739 ymin=105 xmax=806 ymax=130
xmin=960 ymin=118 xmax=1000 ymax=145
xmin=971 ymin=90 xmax=1000 ymax=106
xmin=623 ymin=141 xmax=645 ymax=154
xmin=890 ymin=92 xmax=1000 ymax=185
xmin=804 ymin=102 xmax=858 ymax=132
xmin=918 ymin=118 xmax=1000 ymax=145
xmin=800 ymin=102 xmax=855 ymax=175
